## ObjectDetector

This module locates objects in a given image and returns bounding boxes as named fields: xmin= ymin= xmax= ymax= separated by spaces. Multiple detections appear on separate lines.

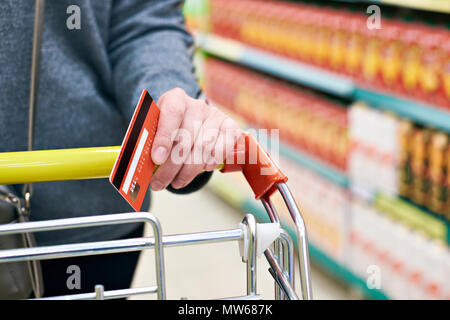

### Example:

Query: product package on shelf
xmin=273 ymin=156 xmax=350 ymax=264
xmin=399 ymin=124 xmax=450 ymax=220
xmin=349 ymin=103 xmax=400 ymax=196
xmin=350 ymin=200 xmax=450 ymax=300
xmin=349 ymin=102 xmax=450 ymax=221
xmin=203 ymin=57 xmax=349 ymax=171
xmin=208 ymin=0 xmax=450 ymax=110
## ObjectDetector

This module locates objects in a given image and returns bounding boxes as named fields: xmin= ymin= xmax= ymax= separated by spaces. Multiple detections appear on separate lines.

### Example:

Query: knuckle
xmin=208 ymin=105 xmax=223 ymax=117
xmin=220 ymin=117 xmax=237 ymax=133
xmin=170 ymin=87 xmax=186 ymax=97
xmin=164 ymin=102 xmax=185 ymax=118
xmin=161 ymin=87 xmax=186 ymax=100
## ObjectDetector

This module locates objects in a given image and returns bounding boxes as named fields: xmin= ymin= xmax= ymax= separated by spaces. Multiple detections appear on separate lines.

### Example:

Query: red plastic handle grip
xmin=221 ymin=133 xmax=288 ymax=200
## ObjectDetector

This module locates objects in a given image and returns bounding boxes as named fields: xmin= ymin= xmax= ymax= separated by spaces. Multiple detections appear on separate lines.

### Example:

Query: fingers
xmin=171 ymin=109 xmax=243 ymax=189
xmin=148 ymin=87 xmax=243 ymax=192
xmin=150 ymin=96 xmax=206 ymax=191
xmin=170 ymin=106 xmax=228 ymax=189
xmin=151 ymin=88 xmax=187 ymax=165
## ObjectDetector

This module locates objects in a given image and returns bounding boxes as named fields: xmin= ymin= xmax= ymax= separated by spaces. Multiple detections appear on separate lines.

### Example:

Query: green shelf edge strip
xmin=209 ymin=177 xmax=389 ymax=300
xmin=373 ymin=192 xmax=450 ymax=245
xmin=278 ymin=142 xmax=349 ymax=187
xmin=196 ymin=33 xmax=450 ymax=133
xmin=353 ymin=88 xmax=450 ymax=133
xmin=196 ymin=32 xmax=354 ymax=97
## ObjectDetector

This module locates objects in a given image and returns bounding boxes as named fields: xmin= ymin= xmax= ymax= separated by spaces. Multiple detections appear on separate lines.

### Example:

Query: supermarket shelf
xmin=278 ymin=140 xmax=449 ymax=244
xmin=374 ymin=193 xmax=450 ymax=245
xmin=212 ymin=103 xmax=350 ymax=187
xmin=208 ymin=175 xmax=389 ymax=300
xmin=196 ymin=32 xmax=354 ymax=97
xmin=196 ymin=33 xmax=450 ymax=133
xmin=351 ymin=183 xmax=450 ymax=244
xmin=251 ymin=127 xmax=349 ymax=187
xmin=278 ymin=141 xmax=349 ymax=187
xmin=331 ymin=0 xmax=450 ymax=13
xmin=353 ymin=88 xmax=450 ymax=133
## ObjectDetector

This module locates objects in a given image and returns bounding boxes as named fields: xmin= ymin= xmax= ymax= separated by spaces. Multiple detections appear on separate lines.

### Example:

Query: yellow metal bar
xmin=0 ymin=147 xmax=226 ymax=185
xmin=0 ymin=146 xmax=120 ymax=184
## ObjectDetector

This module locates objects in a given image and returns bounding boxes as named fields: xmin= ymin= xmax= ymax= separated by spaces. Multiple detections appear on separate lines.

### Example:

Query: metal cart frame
xmin=0 ymin=133 xmax=312 ymax=300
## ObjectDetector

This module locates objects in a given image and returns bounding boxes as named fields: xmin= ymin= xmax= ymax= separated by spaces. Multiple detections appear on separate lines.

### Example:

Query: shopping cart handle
xmin=221 ymin=132 xmax=288 ymax=200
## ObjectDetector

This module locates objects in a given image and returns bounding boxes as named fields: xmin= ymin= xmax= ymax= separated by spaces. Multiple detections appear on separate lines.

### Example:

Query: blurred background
xmin=136 ymin=0 xmax=450 ymax=300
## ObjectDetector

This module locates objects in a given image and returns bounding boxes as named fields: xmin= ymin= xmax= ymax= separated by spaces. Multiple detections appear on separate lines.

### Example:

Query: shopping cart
xmin=0 ymin=132 xmax=312 ymax=300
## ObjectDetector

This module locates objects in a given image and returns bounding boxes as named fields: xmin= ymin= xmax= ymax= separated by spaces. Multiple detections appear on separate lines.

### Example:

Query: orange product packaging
xmin=330 ymin=110 xmax=348 ymax=170
xmin=324 ymin=106 xmax=345 ymax=165
xmin=328 ymin=13 xmax=349 ymax=73
xmin=316 ymin=108 xmax=333 ymax=162
xmin=361 ymin=26 xmax=383 ymax=86
xmin=289 ymin=7 xmax=307 ymax=61
xmin=287 ymin=101 xmax=301 ymax=145
xmin=291 ymin=94 xmax=309 ymax=149
xmin=309 ymin=100 xmax=329 ymax=157
xmin=213 ymin=0 xmax=233 ymax=38
xmin=256 ymin=2 xmax=277 ymax=52
xmin=428 ymin=132 xmax=448 ymax=215
xmin=418 ymin=30 xmax=444 ymax=104
xmin=238 ymin=1 xmax=257 ymax=46
xmin=280 ymin=6 xmax=299 ymax=59
xmin=300 ymin=7 xmax=319 ymax=64
xmin=345 ymin=15 xmax=365 ymax=76
xmin=276 ymin=2 xmax=296 ymax=58
xmin=380 ymin=22 xmax=404 ymax=92
xmin=437 ymin=31 xmax=450 ymax=109
xmin=411 ymin=129 xmax=431 ymax=207
xmin=312 ymin=9 xmax=332 ymax=68
xmin=229 ymin=0 xmax=246 ymax=40
xmin=299 ymin=97 xmax=316 ymax=153
xmin=445 ymin=145 xmax=450 ymax=219
xmin=397 ymin=120 xmax=414 ymax=198
xmin=401 ymin=25 xmax=424 ymax=98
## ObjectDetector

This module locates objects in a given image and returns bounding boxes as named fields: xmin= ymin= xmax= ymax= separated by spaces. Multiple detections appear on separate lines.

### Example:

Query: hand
xmin=150 ymin=88 xmax=243 ymax=191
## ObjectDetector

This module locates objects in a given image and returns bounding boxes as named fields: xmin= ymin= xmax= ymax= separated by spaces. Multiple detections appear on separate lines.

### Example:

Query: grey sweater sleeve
xmin=108 ymin=0 xmax=202 ymax=122
xmin=108 ymin=0 xmax=210 ymax=194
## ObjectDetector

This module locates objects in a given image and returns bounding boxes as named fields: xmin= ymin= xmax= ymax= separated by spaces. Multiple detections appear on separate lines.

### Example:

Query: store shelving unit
xmin=225 ymin=106 xmax=450 ymax=246
xmin=352 ymin=182 xmax=450 ymax=244
xmin=195 ymin=33 xmax=450 ymax=133
xmin=206 ymin=97 xmax=450 ymax=297
xmin=208 ymin=173 xmax=389 ymax=300
xmin=278 ymin=142 xmax=349 ymax=187
xmin=189 ymin=1 xmax=450 ymax=298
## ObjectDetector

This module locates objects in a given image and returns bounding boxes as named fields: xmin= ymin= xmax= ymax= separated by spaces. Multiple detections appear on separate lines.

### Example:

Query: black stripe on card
xmin=112 ymin=92 xmax=153 ymax=189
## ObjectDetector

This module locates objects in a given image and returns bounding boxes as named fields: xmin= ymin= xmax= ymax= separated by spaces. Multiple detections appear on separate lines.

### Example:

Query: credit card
xmin=110 ymin=89 xmax=160 ymax=211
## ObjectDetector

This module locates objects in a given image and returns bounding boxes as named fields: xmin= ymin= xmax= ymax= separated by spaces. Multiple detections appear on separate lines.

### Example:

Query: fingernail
xmin=172 ymin=179 xmax=186 ymax=189
xmin=152 ymin=147 xmax=167 ymax=165
xmin=151 ymin=180 xmax=164 ymax=191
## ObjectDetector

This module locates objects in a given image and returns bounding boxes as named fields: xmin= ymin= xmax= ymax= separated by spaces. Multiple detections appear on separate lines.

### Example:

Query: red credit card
xmin=110 ymin=89 xmax=160 ymax=211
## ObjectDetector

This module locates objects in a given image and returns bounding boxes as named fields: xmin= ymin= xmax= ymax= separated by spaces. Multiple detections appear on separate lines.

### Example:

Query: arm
xmin=109 ymin=0 xmax=241 ymax=193
xmin=109 ymin=0 xmax=201 ymax=121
